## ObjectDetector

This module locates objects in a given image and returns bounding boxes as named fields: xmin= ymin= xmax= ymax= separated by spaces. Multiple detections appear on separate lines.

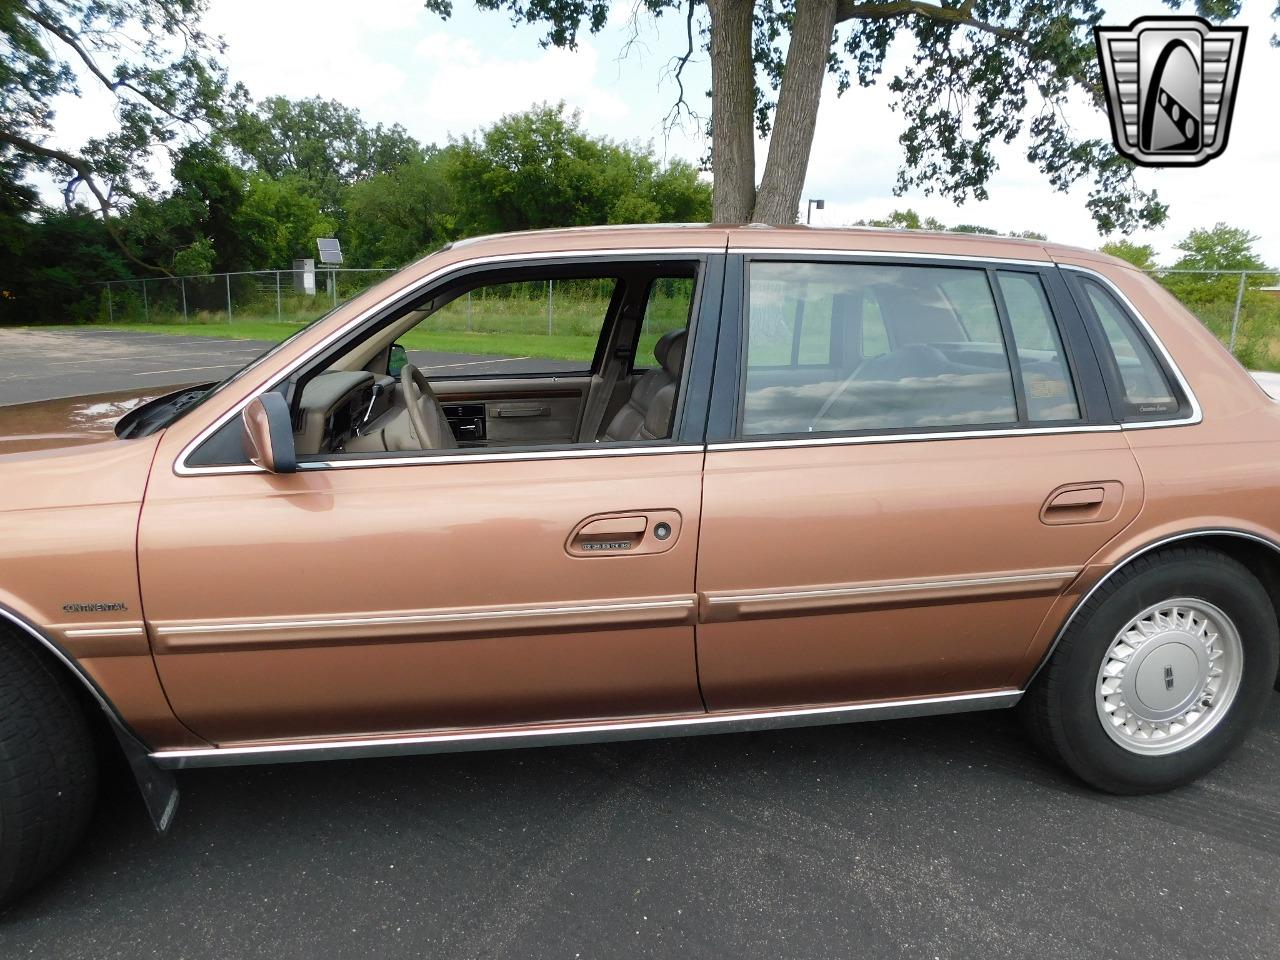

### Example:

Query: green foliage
xmin=343 ymin=152 xmax=457 ymax=267
xmin=227 ymin=96 xmax=422 ymax=215
xmin=0 ymin=0 xmax=237 ymax=228
xmin=448 ymin=104 xmax=711 ymax=236
xmin=0 ymin=211 xmax=131 ymax=324
xmin=853 ymin=208 xmax=1042 ymax=239
xmin=1100 ymin=240 xmax=1158 ymax=271
xmin=1162 ymin=223 xmax=1271 ymax=307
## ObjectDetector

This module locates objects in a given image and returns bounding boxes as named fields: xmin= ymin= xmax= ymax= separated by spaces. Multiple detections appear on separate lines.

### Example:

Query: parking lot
xmin=1 ymin=326 xmax=1278 ymax=957
xmin=0 ymin=326 xmax=571 ymax=406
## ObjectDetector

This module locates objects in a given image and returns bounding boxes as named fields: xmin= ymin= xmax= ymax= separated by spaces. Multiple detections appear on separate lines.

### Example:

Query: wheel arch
xmin=0 ymin=602 xmax=179 ymax=830
xmin=1028 ymin=527 xmax=1280 ymax=691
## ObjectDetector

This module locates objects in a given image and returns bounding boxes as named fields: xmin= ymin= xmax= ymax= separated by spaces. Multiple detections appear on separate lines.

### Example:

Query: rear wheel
xmin=0 ymin=630 xmax=98 ymax=908
xmin=1023 ymin=547 xmax=1279 ymax=793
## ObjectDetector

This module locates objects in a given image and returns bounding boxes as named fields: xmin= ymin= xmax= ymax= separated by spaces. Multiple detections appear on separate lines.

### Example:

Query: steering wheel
xmin=399 ymin=363 xmax=457 ymax=450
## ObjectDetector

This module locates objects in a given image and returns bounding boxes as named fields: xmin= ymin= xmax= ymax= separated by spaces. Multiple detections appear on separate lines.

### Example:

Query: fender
xmin=1024 ymin=527 xmax=1280 ymax=686
xmin=0 ymin=603 xmax=178 ymax=831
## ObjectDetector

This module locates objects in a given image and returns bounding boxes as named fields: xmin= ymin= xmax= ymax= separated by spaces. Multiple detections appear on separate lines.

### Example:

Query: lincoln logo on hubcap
xmin=1164 ymin=665 xmax=1176 ymax=690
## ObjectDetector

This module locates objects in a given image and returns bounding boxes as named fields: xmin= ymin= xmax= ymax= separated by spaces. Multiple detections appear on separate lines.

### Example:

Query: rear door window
xmin=740 ymin=261 xmax=1020 ymax=437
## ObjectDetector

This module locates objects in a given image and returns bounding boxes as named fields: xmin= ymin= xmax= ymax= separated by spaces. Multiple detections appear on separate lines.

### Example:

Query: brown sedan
xmin=1 ymin=224 xmax=1278 ymax=905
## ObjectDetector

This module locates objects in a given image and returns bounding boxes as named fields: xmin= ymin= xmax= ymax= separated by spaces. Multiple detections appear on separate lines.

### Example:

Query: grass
xmin=58 ymin=284 xmax=694 ymax=364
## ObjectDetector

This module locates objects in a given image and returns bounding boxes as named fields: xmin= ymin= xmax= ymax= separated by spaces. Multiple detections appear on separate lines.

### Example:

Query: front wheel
xmin=1023 ymin=546 xmax=1279 ymax=794
xmin=0 ymin=631 xmax=99 ymax=908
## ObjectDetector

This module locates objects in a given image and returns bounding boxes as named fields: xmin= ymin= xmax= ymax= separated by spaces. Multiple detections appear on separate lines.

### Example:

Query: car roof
xmin=438 ymin=223 xmax=1131 ymax=270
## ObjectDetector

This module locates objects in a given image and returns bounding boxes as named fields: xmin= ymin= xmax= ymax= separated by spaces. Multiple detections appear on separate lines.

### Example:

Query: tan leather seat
xmin=600 ymin=329 xmax=686 ymax=442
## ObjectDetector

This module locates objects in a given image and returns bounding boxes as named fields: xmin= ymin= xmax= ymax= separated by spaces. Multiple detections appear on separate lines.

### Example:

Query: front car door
xmin=137 ymin=241 xmax=725 ymax=745
xmin=695 ymin=243 xmax=1144 ymax=711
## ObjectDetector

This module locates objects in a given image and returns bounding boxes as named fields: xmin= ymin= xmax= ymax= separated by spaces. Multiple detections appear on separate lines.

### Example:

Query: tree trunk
xmin=707 ymin=0 xmax=757 ymax=222
xmin=752 ymin=0 xmax=837 ymax=225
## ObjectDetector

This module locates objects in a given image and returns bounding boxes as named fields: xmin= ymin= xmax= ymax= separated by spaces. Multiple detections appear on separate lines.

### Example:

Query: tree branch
xmin=24 ymin=6 xmax=200 ymax=124
xmin=834 ymin=0 xmax=1029 ymax=47
xmin=0 ymin=129 xmax=168 ymax=275
xmin=663 ymin=0 xmax=701 ymax=134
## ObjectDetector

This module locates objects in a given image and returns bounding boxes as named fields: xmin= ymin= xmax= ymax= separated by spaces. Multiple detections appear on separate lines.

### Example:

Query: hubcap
xmin=1095 ymin=598 xmax=1243 ymax=756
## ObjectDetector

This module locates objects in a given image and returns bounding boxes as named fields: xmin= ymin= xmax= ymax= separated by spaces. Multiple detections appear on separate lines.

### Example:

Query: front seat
xmin=600 ymin=329 xmax=686 ymax=442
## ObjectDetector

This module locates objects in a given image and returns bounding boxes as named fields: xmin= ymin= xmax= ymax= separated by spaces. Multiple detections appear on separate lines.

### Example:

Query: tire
xmin=0 ymin=629 xmax=98 ymax=908
xmin=1023 ymin=546 xmax=1280 ymax=794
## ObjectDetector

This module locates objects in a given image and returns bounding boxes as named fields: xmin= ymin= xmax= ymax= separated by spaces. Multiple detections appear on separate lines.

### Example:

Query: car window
xmin=423 ymin=276 xmax=618 ymax=376
xmin=636 ymin=277 xmax=697 ymax=370
xmin=1079 ymin=278 xmax=1179 ymax=419
xmin=996 ymin=271 xmax=1081 ymax=423
xmin=741 ymin=261 xmax=1019 ymax=437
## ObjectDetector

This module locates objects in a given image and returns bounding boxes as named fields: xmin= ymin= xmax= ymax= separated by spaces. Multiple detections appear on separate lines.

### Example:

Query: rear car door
xmin=695 ymin=253 xmax=1144 ymax=710
xmin=137 ymin=252 xmax=723 ymax=744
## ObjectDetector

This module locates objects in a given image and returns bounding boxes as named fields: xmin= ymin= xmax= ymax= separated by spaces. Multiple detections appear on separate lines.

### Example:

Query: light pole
xmin=806 ymin=198 xmax=825 ymax=224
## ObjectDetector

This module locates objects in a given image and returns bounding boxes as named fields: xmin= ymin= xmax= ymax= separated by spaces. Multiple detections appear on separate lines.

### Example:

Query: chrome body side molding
xmin=151 ymin=689 xmax=1021 ymax=769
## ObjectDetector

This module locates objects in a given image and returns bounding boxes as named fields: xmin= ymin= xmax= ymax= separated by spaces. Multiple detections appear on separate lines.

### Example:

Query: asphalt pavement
xmin=0 ymin=327 xmax=578 ymax=405
xmin=1 ymin=326 xmax=1278 ymax=958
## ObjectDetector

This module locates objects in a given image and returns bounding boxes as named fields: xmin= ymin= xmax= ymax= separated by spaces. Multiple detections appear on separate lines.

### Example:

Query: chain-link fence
xmin=97 ymin=268 xmax=397 ymax=327
xmin=94 ymin=265 xmax=1280 ymax=371
xmin=1146 ymin=269 xmax=1280 ymax=371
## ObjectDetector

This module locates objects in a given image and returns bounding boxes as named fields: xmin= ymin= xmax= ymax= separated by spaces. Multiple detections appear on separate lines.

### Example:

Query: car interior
xmin=284 ymin=261 xmax=699 ymax=459
xmin=740 ymin=264 xmax=1081 ymax=437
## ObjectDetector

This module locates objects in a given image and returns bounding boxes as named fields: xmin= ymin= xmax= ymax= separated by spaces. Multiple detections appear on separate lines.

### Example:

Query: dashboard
xmin=296 ymin=371 xmax=395 ymax=455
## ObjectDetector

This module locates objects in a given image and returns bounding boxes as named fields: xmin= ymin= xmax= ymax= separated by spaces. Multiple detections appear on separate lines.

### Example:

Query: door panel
xmin=433 ymin=376 xmax=589 ymax=445
xmin=695 ymin=433 xmax=1143 ymax=710
xmin=139 ymin=451 xmax=705 ymax=744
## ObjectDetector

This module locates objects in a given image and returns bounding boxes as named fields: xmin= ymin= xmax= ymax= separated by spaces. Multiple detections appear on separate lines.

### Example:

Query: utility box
xmin=293 ymin=259 xmax=316 ymax=296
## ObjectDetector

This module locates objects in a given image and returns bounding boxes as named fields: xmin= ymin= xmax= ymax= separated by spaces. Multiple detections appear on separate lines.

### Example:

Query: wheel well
xmin=1146 ymin=533 xmax=1280 ymax=689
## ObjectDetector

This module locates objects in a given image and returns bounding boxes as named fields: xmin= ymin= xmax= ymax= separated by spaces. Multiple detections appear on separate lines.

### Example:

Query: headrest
xmin=654 ymin=329 xmax=688 ymax=377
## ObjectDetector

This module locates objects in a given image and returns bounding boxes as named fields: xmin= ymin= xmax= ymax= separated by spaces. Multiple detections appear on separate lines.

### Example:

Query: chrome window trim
xmin=734 ymin=247 xmax=1051 ymax=268
xmin=1024 ymin=528 xmax=1280 ymax=685
xmin=150 ymin=688 xmax=1021 ymax=769
xmin=1058 ymin=264 xmax=1203 ymax=429
xmin=707 ymin=423 xmax=1122 ymax=453
xmin=174 ymin=246 xmax=726 ymax=477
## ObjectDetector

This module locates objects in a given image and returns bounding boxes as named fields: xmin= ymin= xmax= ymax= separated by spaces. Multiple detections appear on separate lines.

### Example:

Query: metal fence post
xmin=547 ymin=279 xmax=553 ymax=336
xmin=276 ymin=271 xmax=282 ymax=321
xmin=226 ymin=273 xmax=233 ymax=323
xmin=467 ymin=291 xmax=472 ymax=331
xmin=141 ymin=279 xmax=149 ymax=322
xmin=1228 ymin=271 xmax=1247 ymax=353
xmin=106 ymin=283 xmax=114 ymax=323
xmin=180 ymin=277 xmax=188 ymax=323
xmin=331 ymin=270 xmax=337 ymax=308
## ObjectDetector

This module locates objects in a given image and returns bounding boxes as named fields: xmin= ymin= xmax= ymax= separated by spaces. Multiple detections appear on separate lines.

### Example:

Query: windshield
xmin=114 ymin=307 xmax=340 ymax=439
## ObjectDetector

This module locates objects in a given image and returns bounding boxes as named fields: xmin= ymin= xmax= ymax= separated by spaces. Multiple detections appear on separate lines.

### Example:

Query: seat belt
xmin=581 ymin=302 xmax=641 ymax=442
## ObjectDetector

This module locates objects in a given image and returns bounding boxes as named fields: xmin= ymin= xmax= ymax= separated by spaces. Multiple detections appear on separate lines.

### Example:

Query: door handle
xmin=566 ymin=510 xmax=683 ymax=557
xmin=1040 ymin=482 xmax=1123 ymax=525
xmin=492 ymin=404 xmax=550 ymax=418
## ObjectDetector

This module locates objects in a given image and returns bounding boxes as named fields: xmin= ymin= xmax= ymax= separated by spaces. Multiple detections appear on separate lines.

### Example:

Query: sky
xmin=46 ymin=0 xmax=1280 ymax=266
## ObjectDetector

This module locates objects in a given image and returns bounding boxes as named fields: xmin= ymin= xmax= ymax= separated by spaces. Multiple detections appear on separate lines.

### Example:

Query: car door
xmin=136 ymin=253 xmax=723 ymax=745
xmin=694 ymin=253 xmax=1144 ymax=711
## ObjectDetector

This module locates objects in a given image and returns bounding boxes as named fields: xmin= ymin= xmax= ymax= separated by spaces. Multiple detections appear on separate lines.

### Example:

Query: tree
xmin=855 ymin=207 xmax=1044 ymax=239
xmin=228 ymin=96 xmax=422 ymax=215
xmin=426 ymin=0 xmax=1269 ymax=231
xmin=0 ymin=0 xmax=236 ymax=266
xmin=1162 ymin=223 xmax=1272 ymax=306
xmin=344 ymin=152 xmax=458 ymax=268
xmin=1100 ymin=239 xmax=1158 ymax=272
xmin=447 ymin=104 xmax=711 ymax=237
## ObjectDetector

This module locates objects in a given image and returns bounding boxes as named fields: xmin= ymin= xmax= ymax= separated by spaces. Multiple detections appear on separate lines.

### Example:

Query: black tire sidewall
xmin=1050 ymin=553 xmax=1279 ymax=793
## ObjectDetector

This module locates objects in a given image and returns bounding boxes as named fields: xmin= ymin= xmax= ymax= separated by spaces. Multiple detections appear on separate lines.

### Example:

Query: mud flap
xmin=111 ymin=722 xmax=179 ymax=832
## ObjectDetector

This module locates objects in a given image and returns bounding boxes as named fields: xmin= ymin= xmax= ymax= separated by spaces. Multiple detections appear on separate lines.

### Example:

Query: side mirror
xmin=388 ymin=343 xmax=408 ymax=377
xmin=241 ymin=392 xmax=297 ymax=474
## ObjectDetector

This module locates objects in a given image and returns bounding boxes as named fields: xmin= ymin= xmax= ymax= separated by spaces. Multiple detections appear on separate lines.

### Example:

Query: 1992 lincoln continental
xmin=2 ymin=225 xmax=1278 ymax=904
